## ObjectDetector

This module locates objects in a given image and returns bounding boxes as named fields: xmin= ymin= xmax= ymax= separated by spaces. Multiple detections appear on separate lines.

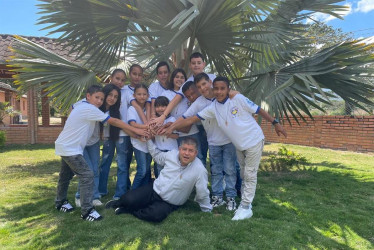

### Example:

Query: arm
xmin=229 ymin=89 xmax=239 ymax=99
xmin=167 ymin=133 xmax=179 ymax=139
xmin=107 ymin=117 xmax=148 ymax=138
xmin=129 ymin=121 xmax=148 ymax=129
xmin=150 ymin=99 xmax=156 ymax=118
xmin=146 ymin=140 xmax=167 ymax=166
xmin=163 ymin=116 xmax=200 ymax=136
xmin=130 ymin=99 xmax=148 ymax=124
xmin=150 ymin=94 xmax=183 ymax=126
xmin=145 ymin=102 xmax=151 ymax=121
xmin=194 ymin=167 xmax=213 ymax=212
xmin=257 ymin=108 xmax=287 ymax=138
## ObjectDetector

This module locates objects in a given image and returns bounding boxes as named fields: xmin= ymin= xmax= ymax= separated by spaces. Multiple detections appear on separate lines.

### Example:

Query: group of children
xmin=54 ymin=52 xmax=287 ymax=221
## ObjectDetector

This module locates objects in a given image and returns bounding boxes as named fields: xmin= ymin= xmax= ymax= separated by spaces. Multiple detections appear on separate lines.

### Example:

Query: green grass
xmin=0 ymin=143 xmax=373 ymax=249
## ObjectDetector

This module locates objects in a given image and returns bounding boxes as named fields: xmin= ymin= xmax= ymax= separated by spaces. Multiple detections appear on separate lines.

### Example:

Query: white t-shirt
xmin=197 ymin=94 xmax=264 ymax=151
xmin=102 ymin=111 xmax=110 ymax=138
xmin=149 ymin=81 xmax=168 ymax=100
xmin=183 ymin=96 xmax=231 ymax=146
xmin=71 ymin=98 xmax=100 ymax=146
xmin=161 ymin=89 xmax=199 ymax=137
xmin=119 ymin=85 xmax=133 ymax=137
xmin=128 ymin=106 xmax=148 ymax=153
xmin=154 ymin=116 xmax=179 ymax=151
xmin=55 ymin=101 xmax=109 ymax=156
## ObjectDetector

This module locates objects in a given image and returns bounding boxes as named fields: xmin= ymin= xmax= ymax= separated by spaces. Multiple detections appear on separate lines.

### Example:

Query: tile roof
xmin=0 ymin=34 xmax=79 ymax=64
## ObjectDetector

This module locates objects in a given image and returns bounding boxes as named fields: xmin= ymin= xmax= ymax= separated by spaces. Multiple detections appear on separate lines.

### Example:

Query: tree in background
xmin=8 ymin=0 xmax=374 ymax=123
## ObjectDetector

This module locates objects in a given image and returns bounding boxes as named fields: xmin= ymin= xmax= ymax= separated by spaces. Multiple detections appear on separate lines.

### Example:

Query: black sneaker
xmin=56 ymin=200 xmax=74 ymax=213
xmin=81 ymin=208 xmax=103 ymax=221
xmin=105 ymin=199 xmax=119 ymax=209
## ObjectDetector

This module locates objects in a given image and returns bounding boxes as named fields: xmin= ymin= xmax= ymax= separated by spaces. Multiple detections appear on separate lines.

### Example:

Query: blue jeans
xmin=177 ymin=133 xmax=203 ymax=165
xmin=98 ymin=136 xmax=133 ymax=199
xmin=76 ymin=141 xmax=100 ymax=200
xmin=209 ymin=143 xmax=237 ymax=198
xmin=132 ymin=148 xmax=152 ymax=190
xmin=197 ymin=125 xmax=208 ymax=167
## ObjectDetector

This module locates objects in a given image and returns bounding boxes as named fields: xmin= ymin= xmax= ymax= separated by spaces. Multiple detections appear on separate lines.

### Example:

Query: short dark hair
xmin=190 ymin=52 xmax=205 ymax=62
xmin=179 ymin=136 xmax=198 ymax=150
xmin=194 ymin=72 xmax=209 ymax=85
xmin=168 ymin=68 xmax=187 ymax=90
xmin=154 ymin=96 xmax=169 ymax=107
xmin=156 ymin=61 xmax=170 ymax=74
xmin=181 ymin=81 xmax=195 ymax=94
xmin=86 ymin=84 xmax=103 ymax=95
xmin=129 ymin=64 xmax=143 ymax=73
xmin=213 ymin=76 xmax=230 ymax=88
xmin=111 ymin=68 xmax=126 ymax=77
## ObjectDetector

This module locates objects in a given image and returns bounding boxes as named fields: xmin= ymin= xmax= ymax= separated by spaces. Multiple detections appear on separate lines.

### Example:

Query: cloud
xmin=355 ymin=0 xmax=374 ymax=13
xmin=306 ymin=2 xmax=352 ymax=24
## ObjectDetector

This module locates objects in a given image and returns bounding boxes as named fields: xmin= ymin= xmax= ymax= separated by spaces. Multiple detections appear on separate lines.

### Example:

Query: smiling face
xmin=105 ymin=89 xmax=119 ymax=109
xmin=157 ymin=65 xmax=170 ymax=87
xmin=178 ymin=143 xmax=198 ymax=166
xmin=129 ymin=66 xmax=143 ymax=86
xmin=173 ymin=72 xmax=186 ymax=91
xmin=184 ymin=87 xmax=200 ymax=104
xmin=155 ymin=105 xmax=167 ymax=117
xmin=133 ymin=87 xmax=148 ymax=106
xmin=86 ymin=91 xmax=105 ymax=108
xmin=195 ymin=78 xmax=213 ymax=98
xmin=213 ymin=80 xmax=230 ymax=102
xmin=110 ymin=71 xmax=126 ymax=88
xmin=189 ymin=57 xmax=206 ymax=76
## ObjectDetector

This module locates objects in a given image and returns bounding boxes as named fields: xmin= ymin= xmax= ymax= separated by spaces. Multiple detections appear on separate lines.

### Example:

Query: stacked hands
xmin=132 ymin=116 xmax=173 ymax=141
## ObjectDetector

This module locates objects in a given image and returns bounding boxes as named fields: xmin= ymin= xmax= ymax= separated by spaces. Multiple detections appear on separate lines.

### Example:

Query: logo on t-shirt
xmin=231 ymin=106 xmax=239 ymax=118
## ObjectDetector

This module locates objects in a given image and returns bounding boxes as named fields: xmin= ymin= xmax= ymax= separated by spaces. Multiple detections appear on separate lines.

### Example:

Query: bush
xmin=0 ymin=130 xmax=6 ymax=148
xmin=265 ymin=146 xmax=308 ymax=171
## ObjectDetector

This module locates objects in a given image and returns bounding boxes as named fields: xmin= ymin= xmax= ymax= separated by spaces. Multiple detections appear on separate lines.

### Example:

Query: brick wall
xmin=1 ymin=116 xmax=374 ymax=153
xmin=262 ymin=116 xmax=374 ymax=153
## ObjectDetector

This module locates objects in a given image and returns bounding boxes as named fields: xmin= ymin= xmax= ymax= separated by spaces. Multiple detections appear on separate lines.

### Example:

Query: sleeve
xmin=126 ymin=91 xmax=135 ymax=106
xmin=196 ymin=103 xmax=215 ymax=120
xmin=85 ymin=105 xmax=110 ymax=123
xmin=148 ymin=82 xmax=158 ymax=99
xmin=183 ymin=101 xmax=200 ymax=118
xmin=238 ymin=94 xmax=259 ymax=114
xmin=165 ymin=116 xmax=176 ymax=123
xmin=194 ymin=166 xmax=213 ymax=212
xmin=146 ymin=140 xmax=167 ymax=165
xmin=127 ymin=106 xmax=137 ymax=123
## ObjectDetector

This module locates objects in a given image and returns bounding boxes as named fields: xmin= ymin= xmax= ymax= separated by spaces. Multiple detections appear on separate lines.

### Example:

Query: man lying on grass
xmin=105 ymin=137 xmax=213 ymax=222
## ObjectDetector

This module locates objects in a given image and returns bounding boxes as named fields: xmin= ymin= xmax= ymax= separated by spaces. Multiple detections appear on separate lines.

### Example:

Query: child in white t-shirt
xmin=127 ymin=84 xmax=152 ymax=190
xmin=153 ymin=96 xmax=179 ymax=177
xmin=55 ymin=85 xmax=146 ymax=221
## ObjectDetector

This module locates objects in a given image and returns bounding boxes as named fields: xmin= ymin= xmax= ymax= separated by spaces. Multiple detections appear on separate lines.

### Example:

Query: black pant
xmin=118 ymin=182 xmax=179 ymax=222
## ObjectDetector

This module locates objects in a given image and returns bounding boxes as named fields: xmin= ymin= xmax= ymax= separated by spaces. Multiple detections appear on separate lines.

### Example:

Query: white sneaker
xmin=92 ymin=199 xmax=103 ymax=206
xmin=75 ymin=198 xmax=81 ymax=208
xmin=232 ymin=206 xmax=253 ymax=220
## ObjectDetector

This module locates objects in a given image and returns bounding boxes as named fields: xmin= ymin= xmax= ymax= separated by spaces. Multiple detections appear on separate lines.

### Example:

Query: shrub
xmin=0 ymin=130 xmax=6 ymax=148
xmin=265 ymin=146 xmax=309 ymax=171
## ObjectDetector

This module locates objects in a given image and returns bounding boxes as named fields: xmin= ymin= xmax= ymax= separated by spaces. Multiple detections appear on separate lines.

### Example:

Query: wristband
xmin=272 ymin=119 xmax=279 ymax=125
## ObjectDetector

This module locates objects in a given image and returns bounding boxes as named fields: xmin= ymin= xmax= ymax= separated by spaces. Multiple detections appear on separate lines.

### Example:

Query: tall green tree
xmin=8 ymin=0 xmax=374 ymax=121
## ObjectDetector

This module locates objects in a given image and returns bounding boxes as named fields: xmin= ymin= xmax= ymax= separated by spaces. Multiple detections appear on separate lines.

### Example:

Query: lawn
xmin=0 ymin=143 xmax=373 ymax=249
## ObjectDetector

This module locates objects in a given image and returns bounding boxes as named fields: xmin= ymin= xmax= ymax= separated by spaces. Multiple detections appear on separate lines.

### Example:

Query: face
xmin=178 ymin=143 xmax=198 ymax=166
xmin=86 ymin=91 xmax=104 ymax=108
xmin=157 ymin=65 xmax=170 ymax=86
xmin=129 ymin=67 xmax=143 ymax=86
xmin=173 ymin=72 xmax=186 ymax=90
xmin=110 ymin=72 xmax=126 ymax=88
xmin=155 ymin=105 xmax=167 ymax=116
xmin=189 ymin=57 xmax=206 ymax=76
xmin=213 ymin=81 xmax=230 ymax=102
xmin=106 ymin=89 xmax=119 ymax=107
xmin=133 ymin=87 xmax=148 ymax=105
xmin=184 ymin=87 xmax=200 ymax=104
xmin=195 ymin=78 xmax=212 ymax=98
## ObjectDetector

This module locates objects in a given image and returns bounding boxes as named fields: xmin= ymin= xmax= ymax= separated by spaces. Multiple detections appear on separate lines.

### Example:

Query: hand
xmin=149 ymin=115 xmax=165 ymax=127
xmin=274 ymin=123 xmax=287 ymax=138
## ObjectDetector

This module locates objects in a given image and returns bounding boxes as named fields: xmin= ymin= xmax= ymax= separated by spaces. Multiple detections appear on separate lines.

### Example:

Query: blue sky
xmin=0 ymin=0 xmax=374 ymax=38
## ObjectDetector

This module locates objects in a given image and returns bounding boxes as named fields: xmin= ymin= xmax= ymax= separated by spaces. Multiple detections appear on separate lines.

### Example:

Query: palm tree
xmin=8 ymin=0 xmax=374 ymax=120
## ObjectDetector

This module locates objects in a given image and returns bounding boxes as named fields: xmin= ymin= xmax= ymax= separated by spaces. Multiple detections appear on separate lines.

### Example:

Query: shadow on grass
xmin=1 ymin=160 xmax=373 ymax=249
